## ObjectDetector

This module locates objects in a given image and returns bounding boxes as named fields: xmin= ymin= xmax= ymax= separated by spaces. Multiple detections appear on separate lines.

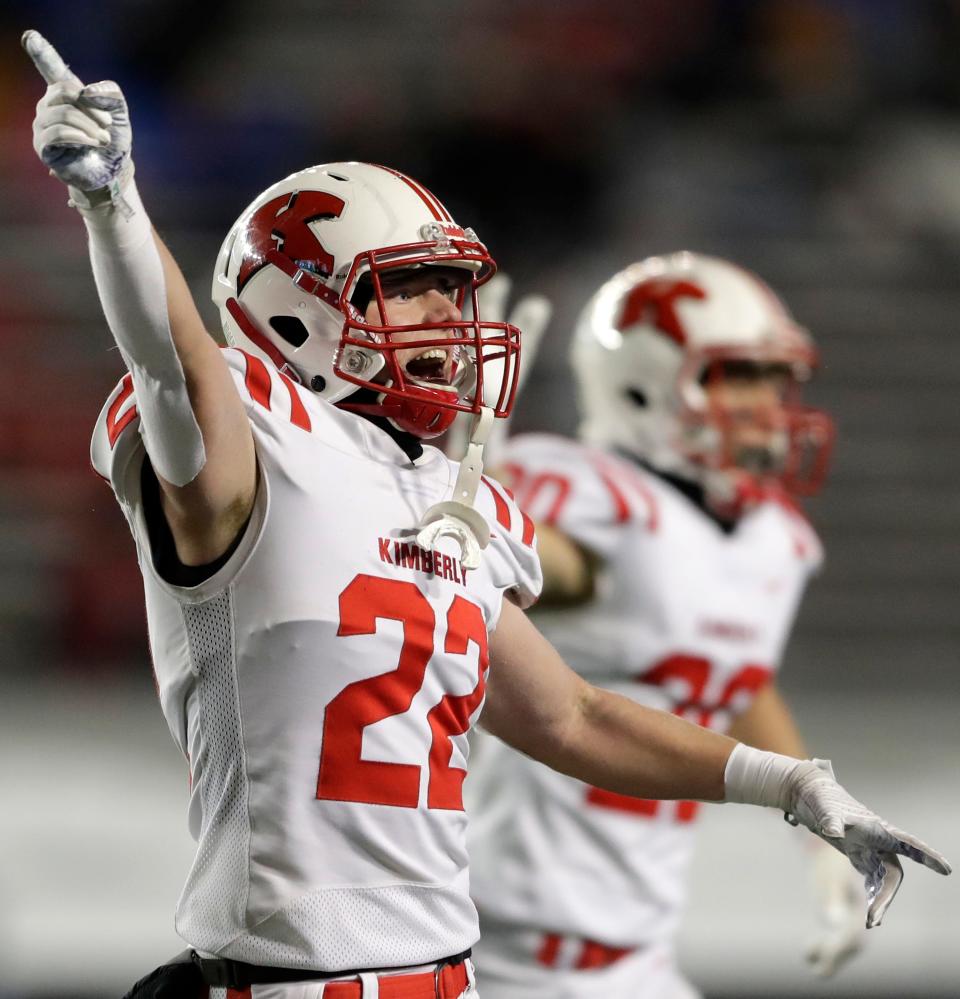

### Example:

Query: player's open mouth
xmin=404 ymin=347 xmax=454 ymax=385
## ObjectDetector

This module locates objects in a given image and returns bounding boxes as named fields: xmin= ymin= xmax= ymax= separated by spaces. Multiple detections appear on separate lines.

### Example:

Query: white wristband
xmin=82 ymin=175 xmax=206 ymax=486
xmin=723 ymin=742 xmax=805 ymax=809
xmin=69 ymin=159 xmax=136 ymax=219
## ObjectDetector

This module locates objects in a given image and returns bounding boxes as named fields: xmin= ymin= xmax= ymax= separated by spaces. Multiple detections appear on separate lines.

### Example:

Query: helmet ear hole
xmin=350 ymin=275 xmax=373 ymax=314
xmin=624 ymin=387 xmax=648 ymax=408
xmin=269 ymin=316 xmax=310 ymax=348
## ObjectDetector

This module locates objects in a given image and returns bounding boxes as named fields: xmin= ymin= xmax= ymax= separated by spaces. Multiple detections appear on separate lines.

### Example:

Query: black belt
xmin=191 ymin=947 xmax=471 ymax=989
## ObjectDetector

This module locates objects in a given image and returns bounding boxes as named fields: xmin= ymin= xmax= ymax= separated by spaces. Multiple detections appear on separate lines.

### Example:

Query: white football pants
xmin=472 ymin=932 xmax=700 ymax=999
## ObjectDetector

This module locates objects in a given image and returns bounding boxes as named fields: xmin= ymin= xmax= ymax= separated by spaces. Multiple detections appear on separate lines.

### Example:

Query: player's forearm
xmin=81 ymin=180 xmax=210 ymax=486
xmin=533 ymin=682 xmax=735 ymax=803
xmin=83 ymin=181 xmax=212 ymax=369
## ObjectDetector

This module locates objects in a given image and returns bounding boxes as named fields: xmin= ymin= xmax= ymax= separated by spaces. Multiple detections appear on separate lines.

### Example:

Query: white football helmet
xmin=212 ymin=162 xmax=520 ymax=438
xmin=572 ymin=252 xmax=834 ymax=508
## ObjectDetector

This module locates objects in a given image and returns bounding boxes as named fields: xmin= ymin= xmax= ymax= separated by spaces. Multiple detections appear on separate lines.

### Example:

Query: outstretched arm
xmin=485 ymin=600 xmax=951 ymax=929
xmin=484 ymin=599 xmax=733 ymax=801
xmin=24 ymin=30 xmax=255 ymax=565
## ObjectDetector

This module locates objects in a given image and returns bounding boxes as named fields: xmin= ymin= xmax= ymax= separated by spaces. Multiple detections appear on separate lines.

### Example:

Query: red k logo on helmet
xmin=237 ymin=191 xmax=346 ymax=292
xmin=618 ymin=279 xmax=707 ymax=345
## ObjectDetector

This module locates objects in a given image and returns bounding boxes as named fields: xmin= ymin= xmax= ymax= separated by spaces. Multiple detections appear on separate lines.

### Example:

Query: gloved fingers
xmin=865 ymin=851 xmax=903 ymax=929
xmin=805 ymin=938 xmax=837 ymax=977
xmin=37 ymin=81 xmax=84 ymax=112
xmin=22 ymin=30 xmax=83 ymax=88
xmin=37 ymin=106 xmax=112 ymax=145
xmin=509 ymin=294 xmax=552 ymax=345
xmin=37 ymin=83 xmax=114 ymax=130
xmin=846 ymin=818 xmax=951 ymax=874
xmin=887 ymin=825 xmax=952 ymax=874
xmin=805 ymin=931 xmax=861 ymax=978
xmin=80 ymin=104 xmax=115 ymax=130
xmin=477 ymin=273 xmax=512 ymax=325
xmin=78 ymin=81 xmax=127 ymax=114
xmin=37 ymin=126 xmax=104 ymax=155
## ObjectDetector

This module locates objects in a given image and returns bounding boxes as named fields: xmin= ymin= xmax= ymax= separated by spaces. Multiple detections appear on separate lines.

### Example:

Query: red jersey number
xmin=316 ymin=575 xmax=487 ymax=811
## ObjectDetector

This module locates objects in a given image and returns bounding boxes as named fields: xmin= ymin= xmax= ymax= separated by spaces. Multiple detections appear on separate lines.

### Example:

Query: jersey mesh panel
xmin=218 ymin=881 xmax=475 ymax=969
xmin=174 ymin=591 xmax=476 ymax=968
xmin=176 ymin=590 xmax=251 ymax=951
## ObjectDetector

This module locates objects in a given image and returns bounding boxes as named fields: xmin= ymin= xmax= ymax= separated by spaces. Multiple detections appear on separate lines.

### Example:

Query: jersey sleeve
xmin=765 ymin=489 xmax=825 ymax=577
xmin=220 ymin=347 xmax=317 ymax=436
xmin=91 ymin=371 xmax=145 ymax=506
xmin=498 ymin=434 xmax=657 ymax=562
xmin=90 ymin=348 xmax=317 ymax=503
xmin=89 ymin=348 xmax=305 ymax=599
xmin=475 ymin=473 xmax=543 ymax=611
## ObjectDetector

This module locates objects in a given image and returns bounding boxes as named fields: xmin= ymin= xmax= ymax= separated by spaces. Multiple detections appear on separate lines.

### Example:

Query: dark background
xmin=0 ymin=2 xmax=957 ymax=996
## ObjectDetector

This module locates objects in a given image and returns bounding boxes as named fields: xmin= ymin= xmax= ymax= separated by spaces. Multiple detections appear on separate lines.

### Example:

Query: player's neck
xmin=339 ymin=388 xmax=425 ymax=462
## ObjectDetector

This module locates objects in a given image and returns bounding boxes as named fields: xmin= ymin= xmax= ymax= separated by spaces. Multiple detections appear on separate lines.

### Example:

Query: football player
xmin=466 ymin=255 xmax=869 ymax=997
xmin=23 ymin=30 xmax=949 ymax=999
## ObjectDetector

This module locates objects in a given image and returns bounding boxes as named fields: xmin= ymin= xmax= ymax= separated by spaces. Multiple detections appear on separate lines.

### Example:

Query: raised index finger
xmin=21 ymin=30 xmax=82 ymax=87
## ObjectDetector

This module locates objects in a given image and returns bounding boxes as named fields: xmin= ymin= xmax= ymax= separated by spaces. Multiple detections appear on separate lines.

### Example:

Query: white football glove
xmin=805 ymin=840 xmax=867 ymax=977
xmin=23 ymin=30 xmax=133 ymax=212
xmin=446 ymin=274 xmax=552 ymax=461
xmin=475 ymin=273 xmax=552 ymax=405
xmin=725 ymin=745 xmax=951 ymax=929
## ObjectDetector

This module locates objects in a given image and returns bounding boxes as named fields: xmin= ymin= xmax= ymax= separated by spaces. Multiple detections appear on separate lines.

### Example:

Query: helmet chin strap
xmin=416 ymin=406 xmax=495 ymax=569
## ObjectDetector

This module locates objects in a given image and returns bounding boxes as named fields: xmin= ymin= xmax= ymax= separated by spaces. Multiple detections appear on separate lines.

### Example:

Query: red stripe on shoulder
xmin=243 ymin=352 xmax=272 ymax=410
xmin=522 ymin=471 xmax=571 ymax=526
xmin=278 ymin=370 xmax=311 ymax=431
xmin=520 ymin=507 xmax=536 ymax=546
xmin=106 ymin=373 xmax=138 ymax=448
xmin=589 ymin=457 xmax=631 ymax=524
xmin=621 ymin=465 xmax=659 ymax=532
xmin=537 ymin=933 xmax=562 ymax=968
xmin=481 ymin=475 xmax=512 ymax=531
xmin=589 ymin=452 xmax=659 ymax=530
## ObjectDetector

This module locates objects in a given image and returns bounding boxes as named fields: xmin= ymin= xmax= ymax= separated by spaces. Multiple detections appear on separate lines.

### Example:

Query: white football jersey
xmin=468 ymin=433 xmax=821 ymax=950
xmin=90 ymin=348 xmax=541 ymax=972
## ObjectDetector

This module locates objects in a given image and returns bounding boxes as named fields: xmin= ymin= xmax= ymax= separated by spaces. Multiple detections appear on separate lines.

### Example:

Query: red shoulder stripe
xmin=537 ymin=933 xmax=562 ymax=968
xmin=520 ymin=508 xmax=536 ymax=546
xmin=106 ymin=373 xmax=138 ymax=448
xmin=481 ymin=475 xmax=512 ymax=531
xmin=621 ymin=465 xmax=659 ymax=532
xmin=278 ymin=370 xmax=311 ymax=431
xmin=589 ymin=457 xmax=631 ymax=524
xmin=523 ymin=471 xmax=571 ymax=526
xmin=244 ymin=353 xmax=272 ymax=410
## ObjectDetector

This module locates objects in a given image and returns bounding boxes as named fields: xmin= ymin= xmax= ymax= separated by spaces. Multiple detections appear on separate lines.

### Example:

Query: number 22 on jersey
xmin=317 ymin=574 xmax=487 ymax=811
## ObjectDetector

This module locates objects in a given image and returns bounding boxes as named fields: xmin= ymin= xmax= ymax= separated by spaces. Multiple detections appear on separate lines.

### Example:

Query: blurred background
xmin=1 ymin=1 xmax=958 ymax=996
